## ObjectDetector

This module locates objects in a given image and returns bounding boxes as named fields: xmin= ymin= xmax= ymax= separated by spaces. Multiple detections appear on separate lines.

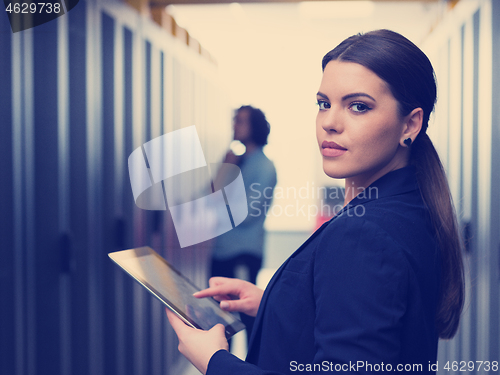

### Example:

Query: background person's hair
xmin=237 ymin=105 xmax=271 ymax=146
xmin=322 ymin=29 xmax=465 ymax=339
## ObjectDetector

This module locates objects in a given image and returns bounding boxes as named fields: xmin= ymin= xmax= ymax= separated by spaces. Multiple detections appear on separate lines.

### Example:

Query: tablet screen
xmin=109 ymin=247 xmax=245 ymax=339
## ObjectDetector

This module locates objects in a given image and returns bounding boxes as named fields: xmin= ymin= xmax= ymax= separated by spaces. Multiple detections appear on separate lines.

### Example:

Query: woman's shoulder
xmin=315 ymin=193 xmax=438 ymax=274
xmin=318 ymin=212 xmax=405 ymax=257
xmin=311 ymin=214 xmax=411 ymax=304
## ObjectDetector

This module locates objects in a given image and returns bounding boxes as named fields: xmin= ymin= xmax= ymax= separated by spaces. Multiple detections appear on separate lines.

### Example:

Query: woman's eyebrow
xmin=316 ymin=91 xmax=329 ymax=99
xmin=342 ymin=92 xmax=376 ymax=102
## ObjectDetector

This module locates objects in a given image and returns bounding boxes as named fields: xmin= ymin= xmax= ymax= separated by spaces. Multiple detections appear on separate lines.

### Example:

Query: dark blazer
xmin=207 ymin=167 xmax=440 ymax=374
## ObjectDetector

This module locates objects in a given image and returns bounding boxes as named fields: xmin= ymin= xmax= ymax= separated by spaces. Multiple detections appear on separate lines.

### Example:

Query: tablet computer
xmin=109 ymin=246 xmax=245 ymax=339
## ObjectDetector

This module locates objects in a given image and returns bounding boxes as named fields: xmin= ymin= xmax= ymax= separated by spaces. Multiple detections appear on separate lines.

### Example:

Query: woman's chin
xmin=322 ymin=167 xmax=346 ymax=180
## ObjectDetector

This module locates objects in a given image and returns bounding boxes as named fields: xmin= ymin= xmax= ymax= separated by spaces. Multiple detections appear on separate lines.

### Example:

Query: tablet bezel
xmin=108 ymin=246 xmax=245 ymax=339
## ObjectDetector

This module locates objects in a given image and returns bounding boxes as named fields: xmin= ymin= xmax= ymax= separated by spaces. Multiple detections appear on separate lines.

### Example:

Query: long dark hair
xmin=322 ymin=29 xmax=464 ymax=339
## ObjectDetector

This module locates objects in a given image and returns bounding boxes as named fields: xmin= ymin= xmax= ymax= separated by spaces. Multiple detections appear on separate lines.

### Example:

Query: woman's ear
xmin=400 ymin=108 xmax=423 ymax=147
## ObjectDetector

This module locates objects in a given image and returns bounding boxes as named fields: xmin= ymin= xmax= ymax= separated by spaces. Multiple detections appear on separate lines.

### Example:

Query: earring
xmin=403 ymin=138 xmax=412 ymax=147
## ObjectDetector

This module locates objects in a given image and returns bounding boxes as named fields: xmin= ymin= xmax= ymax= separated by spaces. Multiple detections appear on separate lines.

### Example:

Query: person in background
xmin=210 ymin=105 xmax=277 ymax=347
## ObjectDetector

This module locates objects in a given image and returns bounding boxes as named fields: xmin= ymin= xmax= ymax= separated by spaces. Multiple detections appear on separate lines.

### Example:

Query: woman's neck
xmin=343 ymin=179 xmax=364 ymax=207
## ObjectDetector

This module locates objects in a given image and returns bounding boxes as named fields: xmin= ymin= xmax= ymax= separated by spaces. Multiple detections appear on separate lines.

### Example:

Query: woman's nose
xmin=321 ymin=107 xmax=343 ymax=133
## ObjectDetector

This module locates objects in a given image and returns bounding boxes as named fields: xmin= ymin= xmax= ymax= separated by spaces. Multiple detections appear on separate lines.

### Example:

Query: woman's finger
xmin=193 ymin=283 xmax=238 ymax=299
xmin=166 ymin=309 xmax=193 ymax=335
xmin=219 ymin=299 xmax=250 ymax=312
xmin=208 ymin=276 xmax=231 ymax=287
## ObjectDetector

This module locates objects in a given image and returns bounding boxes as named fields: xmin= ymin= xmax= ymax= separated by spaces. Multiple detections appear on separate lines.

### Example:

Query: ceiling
xmin=166 ymin=1 xmax=443 ymax=54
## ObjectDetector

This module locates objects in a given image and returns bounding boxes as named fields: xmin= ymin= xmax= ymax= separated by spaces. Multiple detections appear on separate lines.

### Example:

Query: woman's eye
xmin=350 ymin=103 xmax=371 ymax=113
xmin=317 ymin=101 xmax=330 ymax=110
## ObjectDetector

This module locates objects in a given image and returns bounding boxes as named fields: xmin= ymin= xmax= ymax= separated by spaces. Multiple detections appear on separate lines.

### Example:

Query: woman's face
xmin=316 ymin=60 xmax=409 ymax=188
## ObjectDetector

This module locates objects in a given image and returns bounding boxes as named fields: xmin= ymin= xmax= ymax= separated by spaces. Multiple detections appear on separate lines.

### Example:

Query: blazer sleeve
xmin=312 ymin=216 xmax=409 ymax=370
xmin=207 ymin=350 xmax=284 ymax=375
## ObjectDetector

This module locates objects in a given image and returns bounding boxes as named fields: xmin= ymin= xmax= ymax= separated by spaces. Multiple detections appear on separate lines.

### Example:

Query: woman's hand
xmin=166 ymin=310 xmax=228 ymax=375
xmin=193 ymin=277 xmax=264 ymax=317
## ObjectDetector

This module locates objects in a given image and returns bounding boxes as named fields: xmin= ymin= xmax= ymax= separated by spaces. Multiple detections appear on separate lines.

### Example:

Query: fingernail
xmin=220 ymin=301 xmax=229 ymax=310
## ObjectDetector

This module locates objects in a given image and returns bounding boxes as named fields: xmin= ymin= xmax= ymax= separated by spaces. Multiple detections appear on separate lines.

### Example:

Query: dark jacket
xmin=207 ymin=166 xmax=440 ymax=374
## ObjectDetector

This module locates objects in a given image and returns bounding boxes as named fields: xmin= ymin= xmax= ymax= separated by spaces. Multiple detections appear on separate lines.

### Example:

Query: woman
xmin=167 ymin=29 xmax=465 ymax=375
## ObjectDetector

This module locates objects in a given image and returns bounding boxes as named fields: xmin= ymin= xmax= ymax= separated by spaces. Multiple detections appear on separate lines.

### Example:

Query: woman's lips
xmin=321 ymin=140 xmax=347 ymax=157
